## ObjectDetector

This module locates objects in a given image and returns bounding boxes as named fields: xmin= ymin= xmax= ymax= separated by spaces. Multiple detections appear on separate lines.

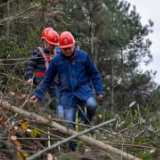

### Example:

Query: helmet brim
xmin=45 ymin=39 xmax=59 ymax=45
xmin=59 ymin=42 xmax=75 ymax=48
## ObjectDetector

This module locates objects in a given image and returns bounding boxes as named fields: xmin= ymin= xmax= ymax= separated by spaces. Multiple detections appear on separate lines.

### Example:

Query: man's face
xmin=44 ymin=41 xmax=56 ymax=52
xmin=61 ymin=46 xmax=75 ymax=57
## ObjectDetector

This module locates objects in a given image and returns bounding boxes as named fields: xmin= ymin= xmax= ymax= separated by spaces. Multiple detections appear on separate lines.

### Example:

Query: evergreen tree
xmin=0 ymin=0 xmax=157 ymax=113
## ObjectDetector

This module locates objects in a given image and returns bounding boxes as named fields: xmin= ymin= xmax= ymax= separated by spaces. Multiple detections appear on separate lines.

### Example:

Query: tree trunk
xmin=121 ymin=49 xmax=125 ymax=105
xmin=7 ymin=0 xmax=10 ymax=36
xmin=0 ymin=99 xmax=140 ymax=160
xmin=110 ymin=51 xmax=114 ymax=112
xmin=94 ymin=42 xmax=98 ymax=66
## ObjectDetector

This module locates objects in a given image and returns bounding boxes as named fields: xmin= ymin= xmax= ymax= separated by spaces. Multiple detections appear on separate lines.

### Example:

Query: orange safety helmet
xmin=45 ymin=30 xmax=59 ymax=45
xmin=41 ymin=27 xmax=54 ymax=39
xmin=59 ymin=31 xmax=75 ymax=48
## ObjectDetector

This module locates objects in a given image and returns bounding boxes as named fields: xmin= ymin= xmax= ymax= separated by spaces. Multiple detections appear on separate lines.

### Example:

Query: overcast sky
xmin=126 ymin=0 xmax=160 ymax=84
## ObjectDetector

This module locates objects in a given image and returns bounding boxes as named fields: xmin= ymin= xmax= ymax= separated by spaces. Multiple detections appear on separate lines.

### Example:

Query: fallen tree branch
xmin=51 ymin=117 xmax=117 ymax=135
xmin=0 ymin=99 xmax=141 ymax=160
xmin=0 ymin=73 xmax=25 ymax=83
xmin=0 ymin=137 xmax=62 ymax=141
xmin=0 ymin=58 xmax=29 ymax=61
xmin=27 ymin=119 xmax=116 ymax=160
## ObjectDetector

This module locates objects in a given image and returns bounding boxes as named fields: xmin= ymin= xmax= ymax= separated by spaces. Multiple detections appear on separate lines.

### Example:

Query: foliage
xmin=0 ymin=0 xmax=160 ymax=159
xmin=77 ymin=140 xmax=84 ymax=147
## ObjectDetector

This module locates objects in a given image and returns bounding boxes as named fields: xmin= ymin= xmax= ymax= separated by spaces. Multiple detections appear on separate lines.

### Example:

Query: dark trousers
xmin=34 ymin=76 xmax=58 ymax=110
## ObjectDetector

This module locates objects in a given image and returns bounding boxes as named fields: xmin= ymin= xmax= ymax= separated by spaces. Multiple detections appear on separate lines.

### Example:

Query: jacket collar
xmin=61 ymin=49 xmax=77 ymax=60
xmin=70 ymin=50 xmax=77 ymax=60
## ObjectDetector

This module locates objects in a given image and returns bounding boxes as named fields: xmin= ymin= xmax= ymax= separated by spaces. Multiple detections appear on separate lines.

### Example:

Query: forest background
xmin=0 ymin=0 xmax=160 ymax=160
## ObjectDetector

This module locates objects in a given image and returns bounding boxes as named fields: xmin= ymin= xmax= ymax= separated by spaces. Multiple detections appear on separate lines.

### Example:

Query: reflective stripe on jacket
xmin=35 ymin=47 xmax=57 ymax=75
xmin=27 ymin=47 xmax=59 ymax=79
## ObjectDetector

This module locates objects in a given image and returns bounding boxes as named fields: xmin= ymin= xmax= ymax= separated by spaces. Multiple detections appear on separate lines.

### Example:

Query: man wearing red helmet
xmin=31 ymin=30 xmax=103 ymax=123
xmin=27 ymin=28 xmax=60 ymax=110
xmin=31 ymin=31 xmax=103 ymax=150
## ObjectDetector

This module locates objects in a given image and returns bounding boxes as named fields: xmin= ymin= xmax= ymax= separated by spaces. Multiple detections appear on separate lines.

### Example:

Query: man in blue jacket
xmin=31 ymin=31 xmax=104 ymax=149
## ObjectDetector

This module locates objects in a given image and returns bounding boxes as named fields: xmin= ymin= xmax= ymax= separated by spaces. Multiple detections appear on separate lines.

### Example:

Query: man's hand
xmin=27 ymin=78 xmax=33 ymax=85
xmin=30 ymin=95 xmax=38 ymax=103
xmin=98 ymin=94 xmax=103 ymax=100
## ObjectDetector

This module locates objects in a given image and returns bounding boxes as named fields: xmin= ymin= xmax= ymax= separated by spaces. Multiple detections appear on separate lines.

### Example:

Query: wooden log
xmin=0 ymin=99 xmax=140 ymax=160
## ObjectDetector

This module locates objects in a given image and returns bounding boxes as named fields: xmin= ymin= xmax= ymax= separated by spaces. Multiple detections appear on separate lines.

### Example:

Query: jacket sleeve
xmin=35 ymin=58 xmax=57 ymax=99
xmin=26 ymin=49 xmax=39 ymax=79
xmin=86 ymin=54 xmax=104 ymax=95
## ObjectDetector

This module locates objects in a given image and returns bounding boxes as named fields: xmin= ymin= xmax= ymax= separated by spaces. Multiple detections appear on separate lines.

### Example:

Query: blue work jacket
xmin=35 ymin=48 xmax=104 ymax=107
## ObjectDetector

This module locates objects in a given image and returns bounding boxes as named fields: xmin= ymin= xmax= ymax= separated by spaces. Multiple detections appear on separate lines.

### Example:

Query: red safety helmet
xmin=41 ymin=27 xmax=54 ymax=39
xmin=59 ymin=31 xmax=75 ymax=48
xmin=45 ymin=30 xmax=59 ymax=45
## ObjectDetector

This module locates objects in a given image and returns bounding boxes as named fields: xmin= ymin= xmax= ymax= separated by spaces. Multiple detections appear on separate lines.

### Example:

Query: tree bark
xmin=94 ymin=42 xmax=98 ymax=66
xmin=110 ymin=50 xmax=114 ymax=112
xmin=0 ymin=99 xmax=140 ymax=160
xmin=7 ymin=0 xmax=10 ymax=36
xmin=121 ymin=49 xmax=125 ymax=105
